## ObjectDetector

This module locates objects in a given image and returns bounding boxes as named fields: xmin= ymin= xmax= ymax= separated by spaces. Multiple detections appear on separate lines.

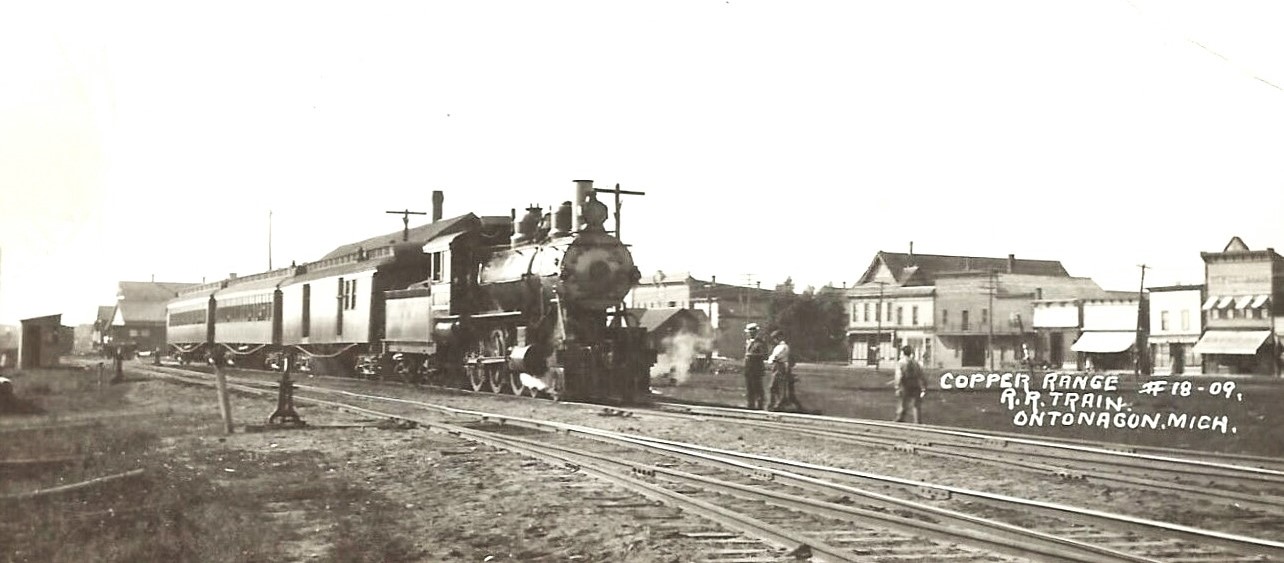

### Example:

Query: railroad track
xmin=647 ymin=402 xmax=1284 ymax=516
xmin=134 ymin=363 xmax=1284 ymax=562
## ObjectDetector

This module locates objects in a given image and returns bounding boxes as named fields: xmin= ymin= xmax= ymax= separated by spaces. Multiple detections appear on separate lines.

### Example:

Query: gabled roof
xmin=857 ymin=251 xmax=1069 ymax=287
xmin=1224 ymin=236 xmax=1250 ymax=252
xmin=629 ymin=307 xmax=710 ymax=333
xmin=321 ymin=214 xmax=477 ymax=260
xmin=114 ymin=301 xmax=168 ymax=325
xmin=118 ymin=281 xmax=199 ymax=302
xmin=95 ymin=306 xmax=116 ymax=325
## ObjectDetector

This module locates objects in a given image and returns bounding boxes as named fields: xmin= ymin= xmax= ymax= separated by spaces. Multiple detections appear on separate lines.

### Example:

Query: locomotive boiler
xmin=373 ymin=180 xmax=653 ymax=403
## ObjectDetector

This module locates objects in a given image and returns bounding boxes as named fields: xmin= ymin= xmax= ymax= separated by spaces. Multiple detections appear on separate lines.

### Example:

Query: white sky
xmin=2 ymin=0 xmax=1283 ymax=325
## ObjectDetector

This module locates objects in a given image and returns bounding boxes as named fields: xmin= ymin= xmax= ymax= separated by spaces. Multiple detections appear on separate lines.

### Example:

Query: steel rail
xmin=129 ymin=367 xmax=863 ymax=562
xmin=141 ymin=365 xmax=1284 ymax=560
xmin=653 ymin=402 xmax=1284 ymax=483
xmin=138 ymin=365 xmax=1146 ymax=563
xmin=689 ymin=416 xmax=1284 ymax=516
xmin=614 ymin=432 xmax=1284 ymax=562
xmin=475 ymin=426 xmax=1154 ymax=563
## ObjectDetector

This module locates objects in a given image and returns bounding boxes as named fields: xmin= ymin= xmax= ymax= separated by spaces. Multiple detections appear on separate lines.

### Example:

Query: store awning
xmin=1216 ymin=296 xmax=1236 ymax=309
xmin=1202 ymin=296 xmax=1220 ymax=310
xmin=1251 ymin=295 xmax=1270 ymax=309
xmin=1234 ymin=295 xmax=1258 ymax=309
xmin=1071 ymin=331 xmax=1137 ymax=354
xmin=1193 ymin=330 xmax=1271 ymax=355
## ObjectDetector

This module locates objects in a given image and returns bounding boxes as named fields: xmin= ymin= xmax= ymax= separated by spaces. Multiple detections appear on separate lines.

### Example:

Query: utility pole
xmin=1272 ymin=296 xmax=1279 ymax=377
xmin=1135 ymin=264 xmax=1149 ymax=378
xmin=385 ymin=209 xmax=428 ymax=242
xmin=268 ymin=210 xmax=273 ymax=270
xmin=593 ymin=183 xmax=646 ymax=242
xmin=875 ymin=281 xmax=887 ymax=372
xmin=984 ymin=270 xmax=997 ymax=372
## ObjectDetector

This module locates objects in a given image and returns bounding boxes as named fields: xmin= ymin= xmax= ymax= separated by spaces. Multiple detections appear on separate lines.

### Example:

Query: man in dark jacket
xmin=894 ymin=344 xmax=927 ymax=423
xmin=742 ymin=323 xmax=768 ymax=409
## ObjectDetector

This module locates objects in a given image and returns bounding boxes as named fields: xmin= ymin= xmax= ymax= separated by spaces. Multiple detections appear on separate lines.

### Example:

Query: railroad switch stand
xmin=268 ymin=355 xmax=305 ymax=427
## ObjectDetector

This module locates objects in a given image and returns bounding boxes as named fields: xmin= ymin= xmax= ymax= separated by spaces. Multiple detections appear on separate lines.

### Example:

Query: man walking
xmin=894 ymin=344 xmax=926 ymax=423
xmin=743 ymin=323 xmax=768 ymax=410
xmin=767 ymin=330 xmax=802 ymax=412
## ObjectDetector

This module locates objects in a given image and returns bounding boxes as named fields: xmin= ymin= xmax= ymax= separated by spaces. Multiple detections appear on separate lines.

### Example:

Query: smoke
xmin=650 ymin=331 xmax=713 ymax=386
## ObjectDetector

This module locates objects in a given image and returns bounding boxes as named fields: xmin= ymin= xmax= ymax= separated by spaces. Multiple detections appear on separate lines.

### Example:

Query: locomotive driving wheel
xmin=486 ymin=363 xmax=505 ymax=393
xmin=508 ymin=370 xmax=525 ymax=396
xmin=485 ymin=329 xmax=510 ymax=394
xmin=465 ymin=352 xmax=486 ymax=392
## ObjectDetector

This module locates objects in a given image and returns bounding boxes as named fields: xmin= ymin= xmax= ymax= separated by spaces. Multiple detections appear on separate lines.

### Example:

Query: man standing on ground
xmin=743 ymin=323 xmax=768 ymax=410
xmin=767 ymin=330 xmax=802 ymax=412
xmin=894 ymin=344 xmax=926 ymax=423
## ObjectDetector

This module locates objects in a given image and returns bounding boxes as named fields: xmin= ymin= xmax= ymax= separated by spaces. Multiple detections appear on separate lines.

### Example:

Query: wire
xmin=1122 ymin=0 xmax=1284 ymax=94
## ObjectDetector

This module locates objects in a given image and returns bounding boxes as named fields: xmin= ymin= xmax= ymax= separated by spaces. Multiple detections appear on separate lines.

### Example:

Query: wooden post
xmin=212 ymin=347 xmax=234 ymax=434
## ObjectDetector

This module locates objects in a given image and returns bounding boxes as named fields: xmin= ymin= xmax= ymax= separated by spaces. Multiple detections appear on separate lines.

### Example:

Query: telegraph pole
xmin=593 ymin=183 xmax=646 ymax=242
xmin=385 ymin=209 xmax=428 ymax=241
xmin=1135 ymin=264 xmax=1149 ymax=377
xmin=987 ymin=270 xmax=996 ymax=372
xmin=875 ymin=281 xmax=887 ymax=372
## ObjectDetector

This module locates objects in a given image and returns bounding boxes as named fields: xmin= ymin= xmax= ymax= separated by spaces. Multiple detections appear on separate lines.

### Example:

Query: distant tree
xmin=766 ymin=280 xmax=847 ymax=363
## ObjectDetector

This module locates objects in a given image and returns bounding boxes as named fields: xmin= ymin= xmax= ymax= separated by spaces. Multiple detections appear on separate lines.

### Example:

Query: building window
xmin=962 ymin=310 xmax=970 ymax=331
xmin=1160 ymin=311 xmax=1170 ymax=331
xmin=129 ymin=329 xmax=139 ymax=337
xmin=340 ymin=279 xmax=359 ymax=310
xmin=667 ymin=301 xmax=676 ymax=307
xmin=864 ymin=303 xmax=871 ymax=323
xmin=911 ymin=306 xmax=919 ymax=326
xmin=896 ymin=307 xmax=903 ymax=326
xmin=942 ymin=309 xmax=949 ymax=328
xmin=1181 ymin=310 xmax=1189 ymax=331
xmin=302 ymin=284 xmax=311 ymax=338
xmin=1211 ymin=308 xmax=1220 ymax=320
xmin=981 ymin=308 xmax=988 ymax=328
xmin=429 ymin=251 xmax=445 ymax=282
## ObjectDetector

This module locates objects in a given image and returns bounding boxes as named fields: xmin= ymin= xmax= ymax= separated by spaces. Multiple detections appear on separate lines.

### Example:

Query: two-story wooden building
xmin=1147 ymin=284 xmax=1204 ymax=375
xmin=1072 ymin=293 xmax=1146 ymax=373
xmin=110 ymin=280 xmax=198 ymax=355
xmin=1195 ymin=237 xmax=1282 ymax=376
xmin=847 ymin=250 xmax=1104 ymax=369
xmin=627 ymin=272 xmax=774 ymax=359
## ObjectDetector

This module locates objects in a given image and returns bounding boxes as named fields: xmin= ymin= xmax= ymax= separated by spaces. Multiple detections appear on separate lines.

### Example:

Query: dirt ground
xmin=4 ymin=360 xmax=1280 ymax=563
xmin=0 ymin=365 xmax=713 ymax=563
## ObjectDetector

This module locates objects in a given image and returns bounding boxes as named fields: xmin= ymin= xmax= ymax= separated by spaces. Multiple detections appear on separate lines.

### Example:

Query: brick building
xmin=1195 ymin=237 xmax=1282 ymax=376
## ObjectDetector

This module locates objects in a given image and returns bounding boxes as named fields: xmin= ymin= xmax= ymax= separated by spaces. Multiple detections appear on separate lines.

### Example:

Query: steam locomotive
xmin=166 ymin=180 xmax=653 ymax=404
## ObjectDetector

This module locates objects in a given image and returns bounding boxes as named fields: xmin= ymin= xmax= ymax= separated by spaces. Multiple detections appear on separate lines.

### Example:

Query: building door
xmin=1049 ymin=334 xmax=1064 ymax=367
xmin=1171 ymin=343 xmax=1185 ymax=375
xmin=962 ymin=337 xmax=985 ymax=367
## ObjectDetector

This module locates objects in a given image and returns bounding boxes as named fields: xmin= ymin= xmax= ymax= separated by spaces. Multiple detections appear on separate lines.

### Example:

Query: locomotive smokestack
xmin=572 ymin=180 xmax=593 ymax=232
xmin=432 ymin=190 xmax=444 ymax=223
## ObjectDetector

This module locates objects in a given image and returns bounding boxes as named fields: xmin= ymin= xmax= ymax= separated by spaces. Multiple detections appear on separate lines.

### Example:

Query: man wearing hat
xmin=767 ymin=329 xmax=803 ymax=412
xmin=742 ymin=323 xmax=768 ymax=409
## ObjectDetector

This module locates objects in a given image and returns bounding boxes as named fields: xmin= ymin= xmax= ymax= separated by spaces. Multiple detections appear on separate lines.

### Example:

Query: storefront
xmin=1194 ymin=330 xmax=1277 ymax=375
xmin=1071 ymin=331 xmax=1137 ymax=372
